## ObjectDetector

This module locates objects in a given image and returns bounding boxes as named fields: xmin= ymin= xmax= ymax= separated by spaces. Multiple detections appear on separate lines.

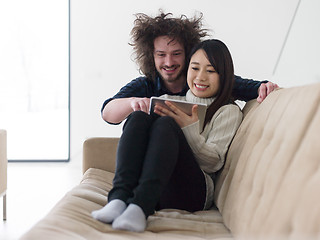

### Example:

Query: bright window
xmin=0 ymin=0 xmax=69 ymax=161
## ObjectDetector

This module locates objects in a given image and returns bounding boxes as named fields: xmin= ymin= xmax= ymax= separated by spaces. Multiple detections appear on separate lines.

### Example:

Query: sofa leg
xmin=3 ymin=194 xmax=6 ymax=221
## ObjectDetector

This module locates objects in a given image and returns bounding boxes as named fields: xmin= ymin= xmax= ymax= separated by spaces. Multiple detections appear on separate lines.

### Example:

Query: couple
xmin=92 ymin=11 xmax=278 ymax=232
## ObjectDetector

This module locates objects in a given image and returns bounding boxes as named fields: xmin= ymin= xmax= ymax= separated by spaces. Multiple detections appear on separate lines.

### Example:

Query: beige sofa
xmin=0 ymin=129 xmax=7 ymax=221
xmin=21 ymin=83 xmax=320 ymax=240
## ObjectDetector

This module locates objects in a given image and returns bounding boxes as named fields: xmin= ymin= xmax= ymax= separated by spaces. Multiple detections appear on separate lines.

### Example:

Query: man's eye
xmin=155 ymin=53 xmax=165 ymax=57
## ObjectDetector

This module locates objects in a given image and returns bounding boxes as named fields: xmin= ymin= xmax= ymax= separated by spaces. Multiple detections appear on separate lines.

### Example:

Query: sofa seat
xmin=21 ymin=167 xmax=232 ymax=240
xmin=21 ymin=82 xmax=320 ymax=240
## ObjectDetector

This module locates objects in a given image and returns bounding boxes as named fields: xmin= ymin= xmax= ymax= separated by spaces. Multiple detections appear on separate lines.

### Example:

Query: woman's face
xmin=187 ymin=49 xmax=220 ymax=98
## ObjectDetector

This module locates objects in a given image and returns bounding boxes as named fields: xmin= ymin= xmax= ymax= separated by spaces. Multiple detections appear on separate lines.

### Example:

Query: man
xmin=102 ymin=11 xmax=278 ymax=124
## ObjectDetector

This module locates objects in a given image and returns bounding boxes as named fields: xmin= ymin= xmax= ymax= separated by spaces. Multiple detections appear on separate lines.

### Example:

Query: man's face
xmin=153 ymin=36 xmax=186 ymax=84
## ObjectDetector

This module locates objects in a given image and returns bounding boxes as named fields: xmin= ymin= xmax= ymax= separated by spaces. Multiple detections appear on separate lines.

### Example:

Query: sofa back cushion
xmin=214 ymin=83 xmax=320 ymax=239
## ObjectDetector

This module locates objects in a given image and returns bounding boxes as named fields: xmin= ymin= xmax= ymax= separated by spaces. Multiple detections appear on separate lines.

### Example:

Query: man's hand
xmin=102 ymin=97 xmax=151 ymax=123
xmin=130 ymin=97 xmax=151 ymax=113
xmin=257 ymin=82 xmax=279 ymax=103
xmin=154 ymin=101 xmax=199 ymax=128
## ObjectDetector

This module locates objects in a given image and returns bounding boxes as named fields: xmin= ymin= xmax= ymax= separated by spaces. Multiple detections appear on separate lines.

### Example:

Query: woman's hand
xmin=154 ymin=101 xmax=199 ymax=128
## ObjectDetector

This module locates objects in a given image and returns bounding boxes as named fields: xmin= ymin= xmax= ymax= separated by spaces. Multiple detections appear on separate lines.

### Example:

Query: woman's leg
xmin=127 ymin=116 xmax=207 ymax=217
xmin=92 ymin=111 xmax=156 ymax=223
xmin=156 ymin=134 xmax=207 ymax=212
xmin=108 ymin=111 xmax=157 ymax=202
xmin=113 ymin=116 xmax=183 ymax=231
xmin=96 ymin=114 xmax=206 ymax=231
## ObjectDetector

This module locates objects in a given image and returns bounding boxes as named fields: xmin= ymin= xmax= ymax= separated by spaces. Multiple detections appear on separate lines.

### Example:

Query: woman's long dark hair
xmin=187 ymin=39 xmax=235 ymax=130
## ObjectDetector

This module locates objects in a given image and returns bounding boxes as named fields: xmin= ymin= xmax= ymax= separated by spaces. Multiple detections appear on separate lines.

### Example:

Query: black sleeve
xmin=232 ymin=75 xmax=268 ymax=102
xmin=101 ymin=77 xmax=152 ymax=113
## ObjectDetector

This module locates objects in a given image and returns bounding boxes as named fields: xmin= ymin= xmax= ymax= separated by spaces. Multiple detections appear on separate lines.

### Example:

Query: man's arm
xmin=101 ymin=77 xmax=155 ymax=124
xmin=102 ymin=97 xmax=150 ymax=124
xmin=233 ymin=76 xmax=278 ymax=102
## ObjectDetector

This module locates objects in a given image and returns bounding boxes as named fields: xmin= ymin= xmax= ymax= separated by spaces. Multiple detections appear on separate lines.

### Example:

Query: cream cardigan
xmin=160 ymin=90 xmax=243 ymax=208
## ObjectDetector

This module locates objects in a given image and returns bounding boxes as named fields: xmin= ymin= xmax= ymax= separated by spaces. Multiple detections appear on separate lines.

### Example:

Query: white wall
xmin=274 ymin=0 xmax=320 ymax=87
xmin=70 ymin=0 xmax=320 ymax=163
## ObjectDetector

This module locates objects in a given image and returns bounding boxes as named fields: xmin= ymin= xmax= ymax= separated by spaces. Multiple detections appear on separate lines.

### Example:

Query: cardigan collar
xmin=185 ymin=90 xmax=216 ymax=107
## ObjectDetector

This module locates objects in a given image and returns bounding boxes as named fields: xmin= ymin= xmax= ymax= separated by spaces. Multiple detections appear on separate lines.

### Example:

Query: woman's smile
xmin=187 ymin=49 xmax=220 ymax=98
xmin=194 ymin=83 xmax=209 ymax=90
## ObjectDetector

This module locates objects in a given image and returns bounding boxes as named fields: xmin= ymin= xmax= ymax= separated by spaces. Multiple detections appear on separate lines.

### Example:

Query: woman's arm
xmin=182 ymin=104 xmax=243 ymax=173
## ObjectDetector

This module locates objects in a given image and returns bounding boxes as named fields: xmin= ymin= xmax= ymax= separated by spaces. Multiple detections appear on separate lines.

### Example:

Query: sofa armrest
xmin=0 ymin=129 xmax=7 ymax=196
xmin=82 ymin=137 xmax=119 ymax=174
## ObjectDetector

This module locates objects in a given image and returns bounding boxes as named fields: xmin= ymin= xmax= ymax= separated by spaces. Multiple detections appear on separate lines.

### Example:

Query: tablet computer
xmin=149 ymin=97 xmax=207 ymax=130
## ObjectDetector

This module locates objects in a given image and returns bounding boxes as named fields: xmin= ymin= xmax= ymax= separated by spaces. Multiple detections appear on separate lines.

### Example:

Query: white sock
xmin=112 ymin=204 xmax=147 ymax=232
xmin=91 ymin=199 xmax=126 ymax=224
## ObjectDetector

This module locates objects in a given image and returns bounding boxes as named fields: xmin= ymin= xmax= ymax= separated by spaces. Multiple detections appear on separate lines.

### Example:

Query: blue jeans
xmin=108 ymin=111 xmax=206 ymax=217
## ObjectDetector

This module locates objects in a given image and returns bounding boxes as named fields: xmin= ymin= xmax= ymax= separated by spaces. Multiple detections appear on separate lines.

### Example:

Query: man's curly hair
xmin=130 ymin=11 xmax=209 ymax=80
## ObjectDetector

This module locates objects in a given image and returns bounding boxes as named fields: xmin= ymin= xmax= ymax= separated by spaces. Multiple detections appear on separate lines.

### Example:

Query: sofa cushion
xmin=21 ymin=168 xmax=232 ymax=240
xmin=214 ymin=83 xmax=320 ymax=239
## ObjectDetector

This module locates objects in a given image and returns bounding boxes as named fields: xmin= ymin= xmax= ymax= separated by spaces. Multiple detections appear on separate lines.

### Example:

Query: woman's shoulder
xmin=216 ymin=103 xmax=243 ymax=119
xmin=220 ymin=103 xmax=242 ymax=112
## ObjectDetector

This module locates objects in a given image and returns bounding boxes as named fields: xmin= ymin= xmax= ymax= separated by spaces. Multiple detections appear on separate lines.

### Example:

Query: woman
xmin=92 ymin=39 xmax=243 ymax=232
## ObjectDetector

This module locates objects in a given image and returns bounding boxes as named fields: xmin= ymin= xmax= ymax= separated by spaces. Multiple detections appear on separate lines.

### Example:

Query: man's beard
xmin=160 ymin=69 xmax=185 ymax=83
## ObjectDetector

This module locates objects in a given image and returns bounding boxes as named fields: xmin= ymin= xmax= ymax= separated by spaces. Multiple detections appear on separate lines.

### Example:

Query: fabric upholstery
xmin=0 ymin=129 xmax=7 ymax=197
xmin=21 ymin=82 xmax=320 ymax=239
xmin=214 ymin=83 xmax=320 ymax=239
xmin=82 ymin=137 xmax=118 ymax=174
xmin=20 ymin=168 xmax=232 ymax=240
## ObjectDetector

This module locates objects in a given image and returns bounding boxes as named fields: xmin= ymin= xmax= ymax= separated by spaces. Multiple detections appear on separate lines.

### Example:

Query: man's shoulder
xmin=131 ymin=76 xmax=152 ymax=82
xmin=115 ymin=76 xmax=158 ymax=98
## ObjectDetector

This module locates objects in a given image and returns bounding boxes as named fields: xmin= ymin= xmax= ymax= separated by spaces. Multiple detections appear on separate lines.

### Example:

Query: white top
xmin=160 ymin=90 xmax=243 ymax=209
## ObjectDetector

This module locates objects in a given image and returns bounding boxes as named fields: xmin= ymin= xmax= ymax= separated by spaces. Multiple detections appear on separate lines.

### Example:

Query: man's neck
xmin=164 ymin=76 xmax=187 ymax=94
